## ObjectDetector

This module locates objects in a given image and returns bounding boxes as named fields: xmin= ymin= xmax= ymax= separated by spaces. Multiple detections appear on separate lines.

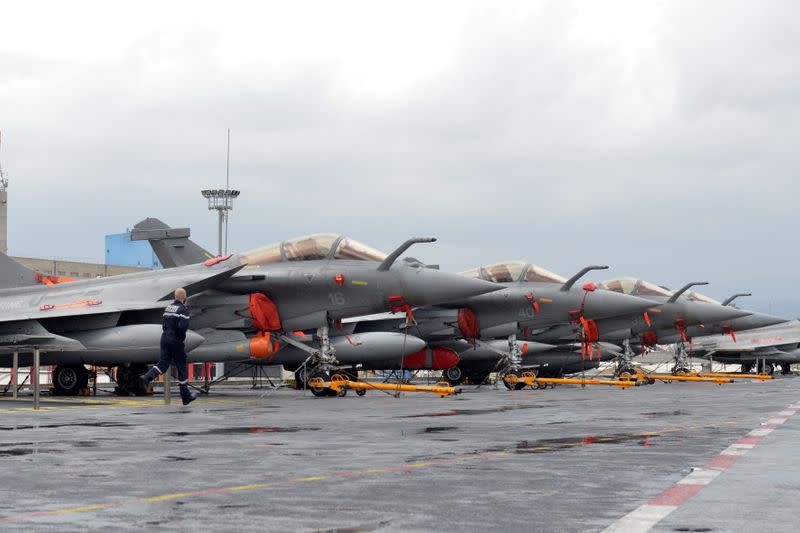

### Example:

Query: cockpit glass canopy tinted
xmin=685 ymin=291 xmax=721 ymax=304
xmin=599 ymin=278 xmax=673 ymax=297
xmin=239 ymin=233 xmax=387 ymax=265
xmin=283 ymin=233 xmax=339 ymax=261
xmin=333 ymin=238 xmax=387 ymax=261
xmin=523 ymin=264 xmax=567 ymax=284
xmin=461 ymin=261 xmax=567 ymax=284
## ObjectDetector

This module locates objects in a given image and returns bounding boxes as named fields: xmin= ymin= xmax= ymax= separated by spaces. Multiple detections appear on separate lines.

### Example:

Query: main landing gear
xmin=114 ymin=363 xmax=151 ymax=396
xmin=670 ymin=342 xmax=692 ymax=376
xmin=488 ymin=334 xmax=526 ymax=391
xmin=51 ymin=364 xmax=90 ymax=396
xmin=286 ymin=323 xmax=345 ymax=397
xmin=613 ymin=339 xmax=639 ymax=379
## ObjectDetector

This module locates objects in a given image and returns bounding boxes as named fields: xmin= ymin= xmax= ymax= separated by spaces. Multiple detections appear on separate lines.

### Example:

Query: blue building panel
xmin=105 ymin=232 xmax=162 ymax=269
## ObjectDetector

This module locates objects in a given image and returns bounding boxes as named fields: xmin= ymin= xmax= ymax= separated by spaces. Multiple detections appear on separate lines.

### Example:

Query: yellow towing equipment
xmin=504 ymin=371 xmax=637 ymax=390
xmin=307 ymin=374 xmax=461 ymax=397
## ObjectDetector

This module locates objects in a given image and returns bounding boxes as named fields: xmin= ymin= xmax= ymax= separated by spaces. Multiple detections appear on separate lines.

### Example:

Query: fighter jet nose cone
xmin=584 ymin=291 xmax=660 ymax=320
xmin=185 ymin=330 xmax=206 ymax=351
xmin=401 ymin=269 xmax=501 ymax=307
xmin=729 ymin=312 xmax=787 ymax=331
xmin=692 ymin=303 xmax=751 ymax=325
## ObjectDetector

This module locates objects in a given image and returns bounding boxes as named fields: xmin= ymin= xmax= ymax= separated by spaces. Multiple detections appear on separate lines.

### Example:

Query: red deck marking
xmin=736 ymin=435 xmax=763 ymax=446
xmin=603 ymin=399 xmax=800 ymax=532
xmin=648 ymin=484 xmax=704 ymax=506
xmin=704 ymin=454 xmax=739 ymax=470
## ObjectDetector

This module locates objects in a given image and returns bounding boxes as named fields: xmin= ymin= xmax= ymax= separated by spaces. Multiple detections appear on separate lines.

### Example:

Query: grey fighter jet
xmin=0 ymin=251 xmax=245 ymax=392
xmin=130 ymin=219 xmax=501 ymax=394
xmin=690 ymin=319 xmax=800 ymax=375
xmin=353 ymin=260 xmax=657 ymax=386
xmin=682 ymin=292 xmax=785 ymax=339
xmin=528 ymin=278 xmax=753 ymax=375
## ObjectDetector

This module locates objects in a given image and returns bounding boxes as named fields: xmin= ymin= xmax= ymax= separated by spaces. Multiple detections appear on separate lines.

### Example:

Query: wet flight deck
xmin=1 ymin=378 xmax=798 ymax=532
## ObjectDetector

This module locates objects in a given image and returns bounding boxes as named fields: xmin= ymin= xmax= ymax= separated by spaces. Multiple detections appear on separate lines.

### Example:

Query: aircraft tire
xmin=308 ymin=370 xmax=331 ymax=397
xmin=114 ymin=364 xmax=151 ymax=396
xmin=442 ymin=366 xmax=466 ymax=386
xmin=294 ymin=368 xmax=309 ymax=390
xmin=758 ymin=362 xmax=775 ymax=375
xmin=781 ymin=364 xmax=792 ymax=375
xmin=52 ymin=365 xmax=89 ymax=396
xmin=501 ymin=371 xmax=527 ymax=391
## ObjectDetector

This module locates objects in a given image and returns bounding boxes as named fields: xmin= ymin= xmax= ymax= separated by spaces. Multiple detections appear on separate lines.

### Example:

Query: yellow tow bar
xmin=307 ymin=375 xmax=461 ymax=397
xmin=696 ymin=372 xmax=773 ymax=381
xmin=647 ymin=373 xmax=731 ymax=384
xmin=504 ymin=371 xmax=637 ymax=390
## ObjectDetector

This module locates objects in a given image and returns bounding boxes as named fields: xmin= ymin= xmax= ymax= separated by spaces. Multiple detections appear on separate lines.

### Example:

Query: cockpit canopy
xmin=239 ymin=233 xmax=388 ymax=265
xmin=461 ymin=261 xmax=567 ymax=284
xmin=598 ymin=277 xmax=721 ymax=303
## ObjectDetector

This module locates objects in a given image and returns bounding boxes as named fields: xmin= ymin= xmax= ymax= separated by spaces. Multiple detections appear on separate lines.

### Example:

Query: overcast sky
xmin=1 ymin=1 xmax=798 ymax=316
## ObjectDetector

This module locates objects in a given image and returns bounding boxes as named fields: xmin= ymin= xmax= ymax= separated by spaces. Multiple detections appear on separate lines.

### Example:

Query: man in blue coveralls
xmin=140 ymin=287 xmax=197 ymax=405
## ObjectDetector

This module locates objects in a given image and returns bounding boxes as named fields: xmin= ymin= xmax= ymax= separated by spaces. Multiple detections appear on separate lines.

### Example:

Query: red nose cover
xmin=248 ymin=293 xmax=282 ymax=331
xmin=250 ymin=331 xmax=281 ymax=360
xmin=457 ymin=308 xmax=480 ymax=338
xmin=403 ymin=347 xmax=460 ymax=370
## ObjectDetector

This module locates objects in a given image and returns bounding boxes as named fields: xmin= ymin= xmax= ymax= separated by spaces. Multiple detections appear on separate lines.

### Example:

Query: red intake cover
xmin=402 ymin=347 xmax=460 ymax=370
xmin=248 ymin=293 xmax=282 ymax=331
xmin=457 ymin=308 xmax=480 ymax=338
xmin=430 ymin=347 xmax=460 ymax=370
xmin=402 ymin=350 xmax=427 ymax=369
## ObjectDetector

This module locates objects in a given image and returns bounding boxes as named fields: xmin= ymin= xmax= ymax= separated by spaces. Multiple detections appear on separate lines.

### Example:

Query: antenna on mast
xmin=200 ymin=129 xmax=239 ymax=257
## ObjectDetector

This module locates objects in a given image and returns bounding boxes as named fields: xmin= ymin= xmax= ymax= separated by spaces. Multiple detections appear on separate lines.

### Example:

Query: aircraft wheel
xmin=114 ymin=364 xmax=151 ymax=396
xmin=52 ymin=365 xmax=89 ymax=396
xmin=442 ymin=366 xmax=466 ymax=386
xmin=501 ymin=371 xmax=527 ymax=391
xmin=129 ymin=364 xmax=150 ymax=395
xmin=356 ymin=388 xmax=367 ymax=397
xmin=781 ymin=364 xmax=792 ymax=375
xmin=758 ymin=362 xmax=774 ymax=375
xmin=308 ymin=370 xmax=331 ymax=397
xmin=294 ymin=367 xmax=310 ymax=390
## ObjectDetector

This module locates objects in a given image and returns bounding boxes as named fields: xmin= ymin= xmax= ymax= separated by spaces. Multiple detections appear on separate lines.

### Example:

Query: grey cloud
xmin=1 ymin=1 xmax=798 ymax=316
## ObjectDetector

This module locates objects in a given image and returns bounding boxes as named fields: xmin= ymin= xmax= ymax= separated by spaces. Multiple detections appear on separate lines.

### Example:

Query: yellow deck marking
xmin=46 ymin=504 xmax=111 ymax=515
xmin=0 ymin=420 xmax=745 ymax=522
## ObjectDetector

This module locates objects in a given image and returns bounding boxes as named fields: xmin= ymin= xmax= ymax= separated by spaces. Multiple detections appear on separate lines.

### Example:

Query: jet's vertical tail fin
xmin=0 ymin=252 xmax=38 ymax=289
xmin=130 ymin=218 xmax=215 ymax=268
